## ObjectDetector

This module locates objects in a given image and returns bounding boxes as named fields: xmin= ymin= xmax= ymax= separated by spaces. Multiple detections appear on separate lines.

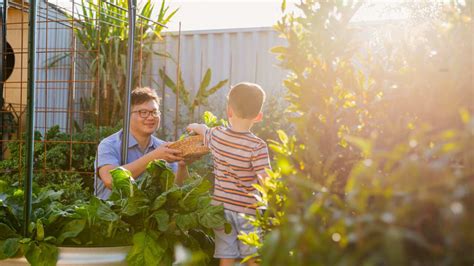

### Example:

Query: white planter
xmin=2 ymin=246 xmax=131 ymax=266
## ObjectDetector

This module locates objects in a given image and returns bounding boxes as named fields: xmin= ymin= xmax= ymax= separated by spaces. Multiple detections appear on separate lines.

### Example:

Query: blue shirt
xmin=94 ymin=129 xmax=178 ymax=199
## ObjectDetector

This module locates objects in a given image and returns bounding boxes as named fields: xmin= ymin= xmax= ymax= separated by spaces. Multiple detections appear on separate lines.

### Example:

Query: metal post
xmin=0 ymin=0 xmax=7 ymax=161
xmin=24 ymin=0 xmax=38 ymax=236
xmin=121 ymin=0 xmax=137 ymax=165
xmin=174 ymin=22 xmax=181 ymax=140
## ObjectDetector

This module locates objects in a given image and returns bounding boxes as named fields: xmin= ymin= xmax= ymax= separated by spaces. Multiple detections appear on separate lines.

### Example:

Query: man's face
xmin=130 ymin=100 xmax=160 ymax=137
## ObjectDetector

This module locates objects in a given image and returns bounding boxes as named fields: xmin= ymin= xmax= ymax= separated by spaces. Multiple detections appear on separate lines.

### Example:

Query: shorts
xmin=214 ymin=209 xmax=260 ymax=259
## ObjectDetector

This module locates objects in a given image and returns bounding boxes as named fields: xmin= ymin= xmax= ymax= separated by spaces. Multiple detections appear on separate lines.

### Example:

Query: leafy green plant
xmin=159 ymin=68 xmax=228 ymax=124
xmin=51 ymin=0 xmax=177 ymax=126
xmin=238 ymin=0 xmax=474 ymax=265
xmin=0 ymin=123 xmax=121 ymax=203
xmin=115 ymin=160 xmax=229 ymax=265
xmin=0 ymin=160 xmax=228 ymax=265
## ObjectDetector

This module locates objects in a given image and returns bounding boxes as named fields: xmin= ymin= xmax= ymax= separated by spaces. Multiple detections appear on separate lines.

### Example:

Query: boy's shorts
xmin=214 ymin=209 xmax=259 ymax=259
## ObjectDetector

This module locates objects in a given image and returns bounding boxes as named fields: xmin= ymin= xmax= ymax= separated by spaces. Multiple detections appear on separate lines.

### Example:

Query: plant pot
xmin=2 ymin=246 xmax=131 ymax=265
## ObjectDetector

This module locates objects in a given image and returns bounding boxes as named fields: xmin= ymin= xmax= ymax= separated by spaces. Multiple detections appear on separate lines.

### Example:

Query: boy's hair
xmin=131 ymin=87 xmax=160 ymax=107
xmin=227 ymin=82 xmax=266 ymax=119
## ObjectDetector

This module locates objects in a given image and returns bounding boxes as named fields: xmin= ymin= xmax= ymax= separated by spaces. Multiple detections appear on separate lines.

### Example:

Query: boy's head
xmin=227 ymin=82 xmax=266 ymax=120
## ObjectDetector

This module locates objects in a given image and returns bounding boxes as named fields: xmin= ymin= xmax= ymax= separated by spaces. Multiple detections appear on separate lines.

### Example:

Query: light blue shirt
xmin=94 ymin=129 xmax=178 ymax=199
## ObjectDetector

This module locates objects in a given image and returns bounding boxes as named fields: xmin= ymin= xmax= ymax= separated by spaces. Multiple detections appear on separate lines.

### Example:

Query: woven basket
xmin=168 ymin=135 xmax=209 ymax=160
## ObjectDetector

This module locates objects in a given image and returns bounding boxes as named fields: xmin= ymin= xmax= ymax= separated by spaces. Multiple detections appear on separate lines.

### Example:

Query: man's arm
xmin=175 ymin=161 xmax=189 ymax=186
xmin=98 ymin=142 xmax=183 ymax=189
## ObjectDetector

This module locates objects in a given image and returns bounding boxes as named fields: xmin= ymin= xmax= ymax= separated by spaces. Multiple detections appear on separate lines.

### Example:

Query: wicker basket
xmin=168 ymin=135 xmax=209 ymax=160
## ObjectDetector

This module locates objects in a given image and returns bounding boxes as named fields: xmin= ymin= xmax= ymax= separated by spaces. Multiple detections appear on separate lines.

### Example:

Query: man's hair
xmin=131 ymin=87 xmax=160 ymax=106
xmin=227 ymin=82 xmax=266 ymax=119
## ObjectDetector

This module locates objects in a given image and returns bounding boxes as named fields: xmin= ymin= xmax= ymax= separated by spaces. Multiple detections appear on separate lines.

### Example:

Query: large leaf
xmin=145 ymin=160 xmax=175 ymax=195
xmin=176 ymin=213 xmax=199 ymax=232
xmin=24 ymin=241 xmax=58 ymax=266
xmin=198 ymin=205 xmax=226 ymax=229
xmin=96 ymin=199 xmax=120 ymax=222
xmin=179 ymin=178 xmax=212 ymax=210
xmin=151 ymin=194 xmax=167 ymax=211
xmin=126 ymin=232 xmax=165 ymax=266
xmin=121 ymin=194 xmax=150 ymax=217
xmin=56 ymin=219 xmax=86 ymax=244
xmin=109 ymin=167 xmax=134 ymax=200
xmin=152 ymin=210 xmax=169 ymax=232
xmin=0 ymin=238 xmax=20 ymax=259
xmin=0 ymin=223 xmax=19 ymax=240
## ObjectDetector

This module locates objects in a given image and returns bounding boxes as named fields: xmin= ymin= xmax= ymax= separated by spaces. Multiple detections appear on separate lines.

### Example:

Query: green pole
xmin=121 ymin=0 xmax=137 ymax=165
xmin=24 ymin=0 xmax=38 ymax=236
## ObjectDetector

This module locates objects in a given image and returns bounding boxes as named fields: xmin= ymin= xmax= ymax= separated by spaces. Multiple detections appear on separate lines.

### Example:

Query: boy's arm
xmin=251 ymin=142 xmax=272 ymax=184
xmin=186 ymin=123 xmax=208 ymax=136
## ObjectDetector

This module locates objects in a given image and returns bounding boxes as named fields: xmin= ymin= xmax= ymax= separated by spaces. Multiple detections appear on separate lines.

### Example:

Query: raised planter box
xmin=2 ymin=246 xmax=131 ymax=266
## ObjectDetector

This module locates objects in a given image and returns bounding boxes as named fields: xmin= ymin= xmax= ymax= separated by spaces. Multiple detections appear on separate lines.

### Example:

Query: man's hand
xmin=186 ymin=123 xmax=208 ymax=135
xmin=152 ymin=142 xmax=184 ymax=162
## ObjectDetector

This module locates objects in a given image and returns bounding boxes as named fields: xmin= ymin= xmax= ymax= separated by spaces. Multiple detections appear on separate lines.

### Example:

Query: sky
xmin=161 ymin=0 xmax=295 ymax=32
xmin=50 ymin=0 xmax=414 ymax=32
xmin=160 ymin=0 xmax=409 ymax=32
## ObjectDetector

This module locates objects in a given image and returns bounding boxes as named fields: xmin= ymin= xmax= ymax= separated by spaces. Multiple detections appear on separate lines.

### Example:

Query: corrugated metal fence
xmin=148 ymin=27 xmax=288 ymax=136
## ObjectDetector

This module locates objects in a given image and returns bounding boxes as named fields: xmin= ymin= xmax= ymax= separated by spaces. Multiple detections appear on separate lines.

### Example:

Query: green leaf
xmin=0 ymin=238 xmax=20 ymax=258
xmin=109 ymin=167 xmax=133 ymax=200
xmin=205 ymin=79 xmax=228 ymax=97
xmin=146 ymin=160 xmax=175 ymax=194
xmin=126 ymin=232 xmax=164 ymax=266
xmin=270 ymin=46 xmax=287 ymax=54
xmin=151 ymin=194 xmax=167 ymax=211
xmin=175 ymin=213 xmax=198 ymax=231
xmin=198 ymin=69 xmax=212 ymax=96
xmin=277 ymin=130 xmax=289 ymax=145
xmin=24 ymin=241 xmax=58 ymax=266
xmin=196 ymin=196 xmax=212 ymax=210
xmin=203 ymin=111 xmax=217 ymax=126
xmin=238 ymin=231 xmax=261 ymax=248
xmin=36 ymin=220 xmax=45 ymax=241
xmin=0 ymin=223 xmax=19 ymax=240
xmin=96 ymin=200 xmax=119 ymax=222
xmin=198 ymin=205 xmax=226 ymax=229
xmin=153 ymin=210 xmax=169 ymax=232
xmin=56 ymin=219 xmax=86 ymax=244
xmin=179 ymin=178 xmax=212 ymax=210
xmin=224 ymin=222 xmax=232 ymax=234
xmin=122 ymin=194 xmax=150 ymax=216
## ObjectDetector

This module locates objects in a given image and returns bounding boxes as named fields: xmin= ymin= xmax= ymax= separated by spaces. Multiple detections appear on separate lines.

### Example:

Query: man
xmin=94 ymin=87 xmax=188 ymax=199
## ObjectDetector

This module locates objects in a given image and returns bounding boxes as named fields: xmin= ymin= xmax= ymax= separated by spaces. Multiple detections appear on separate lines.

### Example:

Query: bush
xmin=239 ymin=1 xmax=474 ymax=265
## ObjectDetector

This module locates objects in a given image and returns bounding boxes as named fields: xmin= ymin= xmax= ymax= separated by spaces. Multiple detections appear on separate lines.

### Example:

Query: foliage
xmin=252 ymin=95 xmax=293 ymax=155
xmin=0 ymin=160 xmax=227 ymax=265
xmin=71 ymin=0 xmax=177 ymax=126
xmin=0 ymin=123 xmax=121 ymax=203
xmin=239 ymin=0 xmax=474 ymax=265
xmin=159 ymin=68 xmax=228 ymax=128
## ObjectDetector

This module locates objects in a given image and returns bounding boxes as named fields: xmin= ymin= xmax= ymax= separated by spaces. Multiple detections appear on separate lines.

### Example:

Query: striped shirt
xmin=204 ymin=126 xmax=271 ymax=215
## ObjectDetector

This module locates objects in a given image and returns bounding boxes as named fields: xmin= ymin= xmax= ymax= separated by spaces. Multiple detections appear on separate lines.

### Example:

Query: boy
xmin=187 ymin=82 xmax=271 ymax=266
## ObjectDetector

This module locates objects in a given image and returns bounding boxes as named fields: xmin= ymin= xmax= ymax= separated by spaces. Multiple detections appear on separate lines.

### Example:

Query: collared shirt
xmin=94 ymin=129 xmax=178 ymax=199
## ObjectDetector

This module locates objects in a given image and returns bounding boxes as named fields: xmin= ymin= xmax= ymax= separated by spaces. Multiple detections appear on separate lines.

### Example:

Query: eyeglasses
xmin=132 ymin=109 xmax=161 ymax=118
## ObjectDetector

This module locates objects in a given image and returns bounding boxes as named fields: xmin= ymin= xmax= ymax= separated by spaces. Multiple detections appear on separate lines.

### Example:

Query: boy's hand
xmin=186 ymin=123 xmax=207 ymax=135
